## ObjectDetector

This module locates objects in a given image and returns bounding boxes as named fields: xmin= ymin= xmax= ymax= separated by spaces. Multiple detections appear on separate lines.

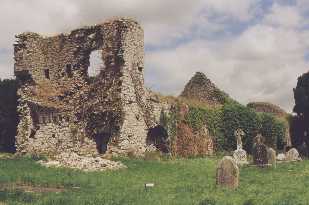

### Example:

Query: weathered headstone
xmin=216 ymin=156 xmax=239 ymax=189
xmin=276 ymin=153 xmax=286 ymax=161
xmin=233 ymin=149 xmax=248 ymax=166
xmin=297 ymin=142 xmax=309 ymax=158
xmin=267 ymin=147 xmax=276 ymax=166
xmin=233 ymin=129 xmax=248 ymax=165
xmin=286 ymin=148 xmax=301 ymax=161
xmin=252 ymin=134 xmax=268 ymax=166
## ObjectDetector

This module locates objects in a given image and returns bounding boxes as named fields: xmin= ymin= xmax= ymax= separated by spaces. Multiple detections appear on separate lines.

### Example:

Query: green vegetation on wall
xmin=164 ymin=99 xmax=287 ymax=155
xmin=221 ymin=102 xmax=261 ymax=153
xmin=259 ymin=113 xmax=286 ymax=150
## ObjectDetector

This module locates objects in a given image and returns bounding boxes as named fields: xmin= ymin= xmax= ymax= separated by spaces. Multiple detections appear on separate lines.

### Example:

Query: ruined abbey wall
xmin=14 ymin=18 xmax=162 ymax=156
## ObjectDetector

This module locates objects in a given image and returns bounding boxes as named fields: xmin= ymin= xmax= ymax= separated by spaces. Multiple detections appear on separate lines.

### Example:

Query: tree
xmin=0 ymin=79 xmax=18 ymax=152
xmin=292 ymin=72 xmax=309 ymax=151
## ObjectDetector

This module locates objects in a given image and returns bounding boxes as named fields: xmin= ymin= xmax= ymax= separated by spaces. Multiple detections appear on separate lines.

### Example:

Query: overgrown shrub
xmin=161 ymin=99 xmax=287 ymax=156
xmin=259 ymin=113 xmax=285 ymax=149
xmin=170 ymin=121 xmax=212 ymax=158
xmin=171 ymin=122 xmax=196 ymax=157
xmin=221 ymin=102 xmax=260 ymax=153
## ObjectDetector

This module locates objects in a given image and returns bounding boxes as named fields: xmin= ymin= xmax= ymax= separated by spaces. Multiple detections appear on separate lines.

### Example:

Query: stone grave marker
xmin=267 ymin=147 xmax=276 ymax=166
xmin=286 ymin=148 xmax=301 ymax=161
xmin=233 ymin=128 xmax=248 ymax=165
xmin=216 ymin=156 xmax=239 ymax=189
xmin=252 ymin=134 xmax=268 ymax=166
xmin=276 ymin=153 xmax=286 ymax=161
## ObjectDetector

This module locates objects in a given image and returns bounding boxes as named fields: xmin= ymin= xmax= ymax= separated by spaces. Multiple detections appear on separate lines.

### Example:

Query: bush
xmin=185 ymin=107 xmax=207 ymax=132
xmin=221 ymin=102 xmax=260 ymax=153
xmin=259 ymin=113 xmax=285 ymax=150
xmin=165 ymin=100 xmax=287 ymax=156
xmin=171 ymin=122 xmax=196 ymax=157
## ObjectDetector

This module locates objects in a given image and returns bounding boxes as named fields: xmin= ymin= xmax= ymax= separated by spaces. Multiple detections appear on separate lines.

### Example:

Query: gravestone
xmin=286 ymin=148 xmax=301 ymax=161
xmin=233 ymin=149 xmax=248 ymax=166
xmin=297 ymin=142 xmax=308 ymax=158
xmin=276 ymin=153 xmax=286 ymax=161
xmin=216 ymin=156 xmax=239 ymax=189
xmin=267 ymin=147 xmax=276 ymax=166
xmin=233 ymin=129 xmax=248 ymax=165
xmin=252 ymin=134 xmax=268 ymax=166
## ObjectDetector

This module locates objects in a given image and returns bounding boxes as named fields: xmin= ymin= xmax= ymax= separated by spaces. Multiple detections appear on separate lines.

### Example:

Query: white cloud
xmin=146 ymin=23 xmax=309 ymax=112
xmin=263 ymin=4 xmax=301 ymax=28
xmin=202 ymin=0 xmax=258 ymax=21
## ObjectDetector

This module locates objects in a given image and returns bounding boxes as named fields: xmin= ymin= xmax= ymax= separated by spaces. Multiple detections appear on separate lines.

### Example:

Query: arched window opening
xmin=65 ymin=64 xmax=73 ymax=78
xmin=44 ymin=69 xmax=50 ymax=79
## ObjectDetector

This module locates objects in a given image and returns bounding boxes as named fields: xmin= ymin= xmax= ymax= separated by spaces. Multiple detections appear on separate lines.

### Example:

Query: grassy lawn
xmin=1 ymin=154 xmax=309 ymax=205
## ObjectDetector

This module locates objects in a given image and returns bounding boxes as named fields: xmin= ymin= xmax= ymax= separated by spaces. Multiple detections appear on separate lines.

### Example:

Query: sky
xmin=1 ymin=0 xmax=309 ymax=112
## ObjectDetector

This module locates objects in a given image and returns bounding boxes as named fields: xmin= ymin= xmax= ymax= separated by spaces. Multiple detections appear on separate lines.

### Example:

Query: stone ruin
xmin=180 ymin=72 xmax=230 ymax=106
xmin=14 ymin=17 xmax=168 ymax=157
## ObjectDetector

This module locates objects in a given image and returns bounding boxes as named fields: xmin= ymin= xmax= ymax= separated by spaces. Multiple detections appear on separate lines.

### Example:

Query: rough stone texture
xmin=14 ymin=17 xmax=165 ymax=157
xmin=38 ymin=152 xmax=126 ymax=171
xmin=286 ymin=148 xmax=301 ymax=161
xmin=247 ymin=102 xmax=287 ymax=118
xmin=267 ymin=147 xmax=276 ymax=166
xmin=180 ymin=72 xmax=230 ymax=106
xmin=216 ymin=156 xmax=239 ymax=189
xmin=247 ymin=102 xmax=292 ymax=147
xmin=252 ymin=134 xmax=268 ymax=166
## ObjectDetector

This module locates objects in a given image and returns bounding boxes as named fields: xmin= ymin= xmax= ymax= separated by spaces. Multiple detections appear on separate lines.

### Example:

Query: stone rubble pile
xmin=38 ymin=152 xmax=126 ymax=171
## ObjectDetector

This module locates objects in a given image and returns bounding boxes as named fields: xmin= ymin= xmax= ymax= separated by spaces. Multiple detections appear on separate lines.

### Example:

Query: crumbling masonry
xmin=14 ymin=17 xmax=167 ymax=156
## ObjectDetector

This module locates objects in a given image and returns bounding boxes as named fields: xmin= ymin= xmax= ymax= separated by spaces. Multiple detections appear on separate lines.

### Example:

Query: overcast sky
xmin=1 ymin=0 xmax=309 ymax=112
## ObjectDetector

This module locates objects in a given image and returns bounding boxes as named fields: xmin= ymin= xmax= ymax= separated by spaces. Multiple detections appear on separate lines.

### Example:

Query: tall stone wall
xmin=14 ymin=17 xmax=161 ymax=156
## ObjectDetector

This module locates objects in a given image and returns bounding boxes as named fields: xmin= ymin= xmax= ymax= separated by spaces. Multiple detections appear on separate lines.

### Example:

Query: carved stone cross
xmin=234 ymin=129 xmax=245 ymax=150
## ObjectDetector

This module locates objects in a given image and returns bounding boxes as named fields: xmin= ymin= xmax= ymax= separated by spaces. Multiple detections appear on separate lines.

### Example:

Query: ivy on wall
xmin=163 ymin=99 xmax=287 ymax=156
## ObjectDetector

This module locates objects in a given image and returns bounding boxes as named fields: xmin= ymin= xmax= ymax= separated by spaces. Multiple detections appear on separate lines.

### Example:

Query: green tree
xmin=221 ymin=102 xmax=260 ymax=153
xmin=0 ymin=78 xmax=18 ymax=152
xmin=292 ymin=72 xmax=309 ymax=149
xmin=259 ymin=113 xmax=285 ymax=150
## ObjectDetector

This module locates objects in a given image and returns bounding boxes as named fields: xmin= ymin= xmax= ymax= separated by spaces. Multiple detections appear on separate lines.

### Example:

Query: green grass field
xmin=1 ymin=154 xmax=309 ymax=205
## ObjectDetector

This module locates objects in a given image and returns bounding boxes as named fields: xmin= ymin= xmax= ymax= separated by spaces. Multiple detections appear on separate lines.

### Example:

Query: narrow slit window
xmin=44 ymin=69 xmax=50 ymax=79
xmin=66 ymin=64 xmax=73 ymax=78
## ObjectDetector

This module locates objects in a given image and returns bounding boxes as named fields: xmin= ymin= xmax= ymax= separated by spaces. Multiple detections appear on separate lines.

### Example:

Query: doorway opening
xmin=146 ymin=125 xmax=169 ymax=153
xmin=95 ymin=132 xmax=111 ymax=154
